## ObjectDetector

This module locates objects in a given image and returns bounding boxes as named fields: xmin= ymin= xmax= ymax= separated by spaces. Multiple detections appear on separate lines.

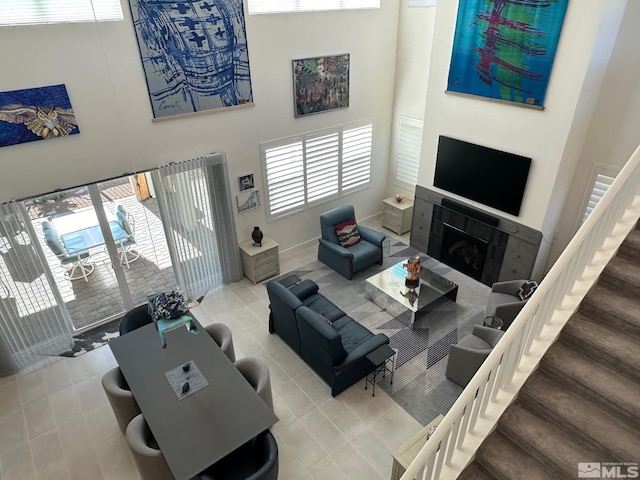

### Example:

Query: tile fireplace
xmin=410 ymin=186 xmax=542 ymax=287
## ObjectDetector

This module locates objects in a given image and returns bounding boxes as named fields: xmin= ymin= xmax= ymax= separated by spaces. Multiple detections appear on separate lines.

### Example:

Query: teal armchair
xmin=318 ymin=205 xmax=386 ymax=280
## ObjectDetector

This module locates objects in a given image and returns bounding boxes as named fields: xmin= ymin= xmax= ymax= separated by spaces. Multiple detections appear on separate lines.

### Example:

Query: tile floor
xmin=0 ymin=220 xmax=431 ymax=480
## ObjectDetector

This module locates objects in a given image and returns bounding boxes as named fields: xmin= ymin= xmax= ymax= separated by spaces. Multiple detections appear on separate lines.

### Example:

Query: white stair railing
xmin=401 ymin=143 xmax=640 ymax=480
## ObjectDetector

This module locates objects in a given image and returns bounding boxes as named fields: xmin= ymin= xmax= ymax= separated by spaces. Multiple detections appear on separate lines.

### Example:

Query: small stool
xmin=364 ymin=344 xmax=396 ymax=396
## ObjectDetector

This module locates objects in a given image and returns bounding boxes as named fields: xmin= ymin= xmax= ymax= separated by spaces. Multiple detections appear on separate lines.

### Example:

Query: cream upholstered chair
xmin=205 ymin=323 xmax=236 ymax=363
xmin=234 ymin=357 xmax=273 ymax=411
xmin=125 ymin=413 xmax=174 ymax=480
xmin=101 ymin=366 xmax=140 ymax=434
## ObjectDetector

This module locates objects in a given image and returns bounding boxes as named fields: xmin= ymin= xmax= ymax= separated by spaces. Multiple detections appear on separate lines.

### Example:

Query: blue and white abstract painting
xmin=129 ymin=0 xmax=254 ymax=119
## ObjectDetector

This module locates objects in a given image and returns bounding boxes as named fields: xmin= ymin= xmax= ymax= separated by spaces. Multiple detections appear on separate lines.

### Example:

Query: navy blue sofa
xmin=267 ymin=279 xmax=390 ymax=396
xmin=318 ymin=205 xmax=386 ymax=280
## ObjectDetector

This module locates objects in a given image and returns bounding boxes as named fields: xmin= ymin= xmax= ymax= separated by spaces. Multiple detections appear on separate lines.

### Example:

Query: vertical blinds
xmin=0 ymin=202 xmax=73 ymax=373
xmin=0 ymin=0 xmax=123 ymax=26
xmin=152 ymin=157 xmax=222 ymax=301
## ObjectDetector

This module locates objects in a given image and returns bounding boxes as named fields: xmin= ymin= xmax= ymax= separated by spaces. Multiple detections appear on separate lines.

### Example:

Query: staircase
xmin=458 ymin=223 xmax=640 ymax=479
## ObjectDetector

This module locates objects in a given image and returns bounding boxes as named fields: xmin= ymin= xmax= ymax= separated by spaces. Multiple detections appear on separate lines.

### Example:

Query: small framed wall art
xmin=239 ymin=173 xmax=254 ymax=191
xmin=292 ymin=54 xmax=350 ymax=118
xmin=237 ymin=189 xmax=260 ymax=213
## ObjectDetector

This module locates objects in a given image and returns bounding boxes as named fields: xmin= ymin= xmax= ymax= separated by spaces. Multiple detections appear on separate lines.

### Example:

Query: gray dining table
xmin=109 ymin=318 xmax=278 ymax=480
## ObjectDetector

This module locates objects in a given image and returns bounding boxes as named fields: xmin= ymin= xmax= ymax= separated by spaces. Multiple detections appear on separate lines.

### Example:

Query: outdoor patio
xmin=29 ymin=178 xmax=178 ymax=331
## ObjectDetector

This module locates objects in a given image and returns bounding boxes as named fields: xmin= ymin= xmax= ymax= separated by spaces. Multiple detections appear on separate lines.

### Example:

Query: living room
xmin=0 ymin=0 xmax=638 ymax=271
xmin=0 ymin=0 xmax=639 ymax=478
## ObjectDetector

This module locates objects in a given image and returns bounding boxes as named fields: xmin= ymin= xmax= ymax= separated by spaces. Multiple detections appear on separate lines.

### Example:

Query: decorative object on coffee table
xmin=251 ymin=226 xmax=263 ymax=247
xmin=403 ymin=255 xmax=423 ymax=289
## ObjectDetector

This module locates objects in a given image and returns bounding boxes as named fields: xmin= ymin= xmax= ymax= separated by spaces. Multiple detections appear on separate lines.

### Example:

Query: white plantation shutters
xmin=394 ymin=116 xmax=423 ymax=188
xmin=408 ymin=0 xmax=437 ymax=6
xmin=263 ymin=121 xmax=373 ymax=219
xmin=0 ymin=0 xmax=123 ymax=26
xmin=306 ymin=132 xmax=339 ymax=202
xmin=263 ymin=141 xmax=306 ymax=216
xmin=583 ymin=170 xmax=617 ymax=223
xmin=342 ymin=123 xmax=373 ymax=190
xmin=248 ymin=0 xmax=379 ymax=15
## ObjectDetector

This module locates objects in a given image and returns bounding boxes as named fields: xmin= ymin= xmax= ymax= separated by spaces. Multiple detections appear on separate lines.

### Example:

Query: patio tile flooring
xmin=31 ymin=179 xmax=177 ymax=331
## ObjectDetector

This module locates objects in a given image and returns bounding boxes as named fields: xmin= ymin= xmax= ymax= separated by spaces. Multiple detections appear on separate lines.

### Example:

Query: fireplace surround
xmin=410 ymin=186 xmax=542 ymax=287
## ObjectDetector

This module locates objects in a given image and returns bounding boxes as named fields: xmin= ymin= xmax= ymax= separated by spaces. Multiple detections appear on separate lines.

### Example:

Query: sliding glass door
xmin=32 ymin=175 xmax=177 ymax=331
xmin=1 ymin=154 xmax=240 ymax=370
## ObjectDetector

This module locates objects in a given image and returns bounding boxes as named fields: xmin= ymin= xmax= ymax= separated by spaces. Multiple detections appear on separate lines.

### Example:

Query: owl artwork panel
xmin=0 ymin=84 xmax=79 ymax=148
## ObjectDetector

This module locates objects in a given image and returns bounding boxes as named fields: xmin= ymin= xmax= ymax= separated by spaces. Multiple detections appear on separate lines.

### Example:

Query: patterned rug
xmin=59 ymin=319 xmax=120 ymax=357
xmin=273 ymin=241 xmax=491 ymax=425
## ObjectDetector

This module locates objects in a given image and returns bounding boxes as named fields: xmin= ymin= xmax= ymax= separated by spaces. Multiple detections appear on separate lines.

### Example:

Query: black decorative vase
xmin=251 ymin=226 xmax=263 ymax=247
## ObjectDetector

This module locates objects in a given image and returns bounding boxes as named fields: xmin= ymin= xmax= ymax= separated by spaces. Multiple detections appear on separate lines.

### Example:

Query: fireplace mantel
xmin=410 ymin=186 xmax=542 ymax=287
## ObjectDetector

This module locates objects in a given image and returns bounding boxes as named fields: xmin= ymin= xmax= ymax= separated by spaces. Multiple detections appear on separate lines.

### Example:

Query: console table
xmin=391 ymin=414 xmax=444 ymax=480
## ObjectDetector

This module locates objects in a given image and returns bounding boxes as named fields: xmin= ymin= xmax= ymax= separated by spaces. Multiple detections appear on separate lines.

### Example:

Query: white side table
xmin=382 ymin=197 xmax=414 ymax=235
xmin=239 ymin=237 xmax=280 ymax=284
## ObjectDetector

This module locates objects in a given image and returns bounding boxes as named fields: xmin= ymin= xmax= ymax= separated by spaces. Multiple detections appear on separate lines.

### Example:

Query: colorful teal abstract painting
xmin=0 ymin=84 xmax=79 ymax=148
xmin=129 ymin=0 xmax=254 ymax=119
xmin=446 ymin=0 xmax=568 ymax=108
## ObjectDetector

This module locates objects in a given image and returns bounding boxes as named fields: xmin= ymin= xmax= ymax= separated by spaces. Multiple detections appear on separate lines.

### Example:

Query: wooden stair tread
xmin=540 ymin=342 xmax=640 ymax=428
xmin=561 ymin=312 xmax=640 ymax=380
xmin=520 ymin=371 xmax=640 ymax=461
xmin=497 ymin=401 xmax=600 ymax=477
xmin=475 ymin=430 xmax=552 ymax=480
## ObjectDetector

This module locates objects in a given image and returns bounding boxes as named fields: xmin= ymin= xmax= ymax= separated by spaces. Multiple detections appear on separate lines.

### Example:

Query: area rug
xmin=272 ymin=241 xmax=491 ymax=426
xmin=58 ymin=319 xmax=120 ymax=357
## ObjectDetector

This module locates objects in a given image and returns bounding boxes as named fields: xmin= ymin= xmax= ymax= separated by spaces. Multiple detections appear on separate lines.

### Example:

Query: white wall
xmin=414 ymin=0 xmax=629 ymax=279
xmin=386 ymin=1 xmax=435 ymax=200
xmin=545 ymin=0 xmax=640 ymax=268
xmin=0 ymin=2 xmax=400 ymax=250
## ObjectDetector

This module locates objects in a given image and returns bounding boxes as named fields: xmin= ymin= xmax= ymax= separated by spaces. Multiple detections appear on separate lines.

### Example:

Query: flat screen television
xmin=433 ymin=135 xmax=531 ymax=216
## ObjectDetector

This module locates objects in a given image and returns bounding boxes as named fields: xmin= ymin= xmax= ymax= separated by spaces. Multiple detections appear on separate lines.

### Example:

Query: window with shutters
xmin=408 ymin=0 xmax=437 ymax=7
xmin=262 ymin=120 xmax=373 ymax=220
xmin=582 ymin=167 xmax=617 ymax=224
xmin=247 ymin=0 xmax=379 ymax=15
xmin=393 ymin=115 xmax=423 ymax=189
xmin=0 ymin=0 xmax=123 ymax=26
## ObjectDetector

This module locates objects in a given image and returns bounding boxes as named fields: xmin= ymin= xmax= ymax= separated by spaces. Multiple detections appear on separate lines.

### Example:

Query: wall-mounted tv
xmin=433 ymin=136 xmax=531 ymax=216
